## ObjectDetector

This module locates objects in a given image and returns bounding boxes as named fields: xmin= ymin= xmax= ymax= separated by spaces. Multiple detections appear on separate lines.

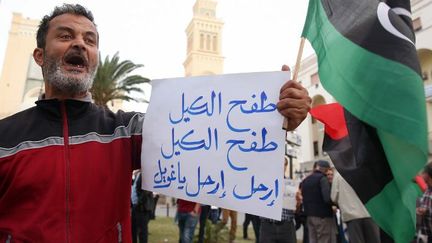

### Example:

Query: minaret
xmin=0 ymin=13 xmax=41 ymax=118
xmin=183 ymin=0 xmax=224 ymax=76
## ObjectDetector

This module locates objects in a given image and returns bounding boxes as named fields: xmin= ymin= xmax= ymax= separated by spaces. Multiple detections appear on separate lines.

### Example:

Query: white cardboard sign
xmin=141 ymin=71 xmax=290 ymax=220
xmin=282 ymin=179 xmax=300 ymax=210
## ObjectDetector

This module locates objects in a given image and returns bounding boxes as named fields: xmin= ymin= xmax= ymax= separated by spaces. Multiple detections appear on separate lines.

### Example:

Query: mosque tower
xmin=183 ymin=0 xmax=224 ymax=76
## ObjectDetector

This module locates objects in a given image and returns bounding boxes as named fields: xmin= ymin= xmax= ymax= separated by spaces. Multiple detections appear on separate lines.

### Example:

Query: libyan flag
xmin=303 ymin=0 xmax=428 ymax=242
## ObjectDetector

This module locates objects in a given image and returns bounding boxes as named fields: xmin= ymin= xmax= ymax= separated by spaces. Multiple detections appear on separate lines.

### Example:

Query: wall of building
xmin=0 ymin=13 xmax=39 ymax=118
xmin=183 ymin=0 xmax=224 ymax=77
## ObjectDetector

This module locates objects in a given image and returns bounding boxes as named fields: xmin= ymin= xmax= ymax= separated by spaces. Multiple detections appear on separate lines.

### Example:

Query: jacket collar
xmin=35 ymin=93 xmax=94 ymax=120
xmin=38 ymin=92 xmax=93 ymax=102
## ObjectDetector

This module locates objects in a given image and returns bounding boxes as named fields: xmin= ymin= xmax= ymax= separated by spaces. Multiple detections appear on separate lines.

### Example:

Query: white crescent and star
xmin=377 ymin=2 xmax=414 ymax=45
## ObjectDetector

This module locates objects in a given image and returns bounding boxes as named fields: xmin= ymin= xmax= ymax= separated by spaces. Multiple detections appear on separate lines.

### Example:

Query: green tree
xmin=91 ymin=52 xmax=150 ymax=108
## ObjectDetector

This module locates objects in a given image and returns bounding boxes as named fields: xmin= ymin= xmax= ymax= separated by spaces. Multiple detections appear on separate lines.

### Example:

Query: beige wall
xmin=0 ymin=13 xmax=39 ymax=118
xmin=295 ymin=54 xmax=334 ymax=169
xmin=413 ymin=0 xmax=432 ymax=153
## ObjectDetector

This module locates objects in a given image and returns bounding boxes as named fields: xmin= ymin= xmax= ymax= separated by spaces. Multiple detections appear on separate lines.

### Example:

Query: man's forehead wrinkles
xmin=54 ymin=26 xmax=73 ymax=32
xmin=50 ymin=15 xmax=97 ymax=31
xmin=52 ymin=24 xmax=97 ymax=36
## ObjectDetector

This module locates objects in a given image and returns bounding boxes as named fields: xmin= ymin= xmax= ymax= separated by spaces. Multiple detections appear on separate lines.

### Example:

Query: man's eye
xmin=86 ymin=38 xmax=96 ymax=45
xmin=60 ymin=35 xmax=72 ymax=39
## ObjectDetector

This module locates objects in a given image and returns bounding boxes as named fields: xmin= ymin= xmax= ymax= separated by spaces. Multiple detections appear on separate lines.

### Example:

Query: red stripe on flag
xmin=309 ymin=103 xmax=348 ymax=140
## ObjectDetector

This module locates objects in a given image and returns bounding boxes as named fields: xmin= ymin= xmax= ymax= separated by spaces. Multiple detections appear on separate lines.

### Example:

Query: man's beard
xmin=42 ymin=54 xmax=96 ymax=96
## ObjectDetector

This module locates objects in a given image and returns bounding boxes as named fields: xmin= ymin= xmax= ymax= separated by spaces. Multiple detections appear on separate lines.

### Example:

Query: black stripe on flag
xmin=320 ymin=0 xmax=420 ymax=74
xmin=325 ymin=108 xmax=393 ymax=204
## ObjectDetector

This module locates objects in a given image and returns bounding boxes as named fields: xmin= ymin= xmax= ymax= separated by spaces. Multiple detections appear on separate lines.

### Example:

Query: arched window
xmin=206 ymin=34 xmax=211 ymax=50
xmin=200 ymin=33 xmax=204 ymax=50
xmin=212 ymin=35 xmax=217 ymax=51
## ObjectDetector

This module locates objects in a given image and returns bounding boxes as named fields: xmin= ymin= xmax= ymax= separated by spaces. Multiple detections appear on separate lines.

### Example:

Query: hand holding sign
xmin=278 ymin=65 xmax=312 ymax=131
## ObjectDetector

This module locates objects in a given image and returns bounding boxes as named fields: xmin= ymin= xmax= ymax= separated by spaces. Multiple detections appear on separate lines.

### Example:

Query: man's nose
xmin=71 ymin=37 xmax=86 ymax=51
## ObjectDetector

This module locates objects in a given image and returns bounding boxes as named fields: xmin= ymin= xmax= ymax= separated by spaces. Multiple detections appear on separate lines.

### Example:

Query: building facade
xmin=294 ymin=0 xmax=432 ymax=176
xmin=183 ymin=0 xmax=224 ymax=76
xmin=0 ymin=13 xmax=41 ymax=119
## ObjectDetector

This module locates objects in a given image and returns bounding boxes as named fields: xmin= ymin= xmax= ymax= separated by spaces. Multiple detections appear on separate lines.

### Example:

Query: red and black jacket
xmin=0 ymin=99 xmax=143 ymax=243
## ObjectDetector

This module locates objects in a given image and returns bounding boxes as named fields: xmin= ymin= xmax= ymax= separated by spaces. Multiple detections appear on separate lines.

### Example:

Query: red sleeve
xmin=132 ymin=135 xmax=142 ymax=170
xmin=415 ymin=175 xmax=427 ymax=192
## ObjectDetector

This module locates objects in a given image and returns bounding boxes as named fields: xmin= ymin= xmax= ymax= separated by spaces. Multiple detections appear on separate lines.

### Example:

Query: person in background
xmin=416 ymin=162 xmax=432 ymax=243
xmin=326 ymin=168 xmax=348 ymax=243
xmin=295 ymin=184 xmax=308 ymax=243
xmin=295 ymin=161 xmax=319 ymax=243
xmin=0 ymin=4 xmax=312 ymax=242
xmin=198 ymin=204 xmax=211 ymax=243
xmin=301 ymin=160 xmax=336 ymax=243
xmin=131 ymin=171 xmax=155 ymax=243
xmin=221 ymin=209 xmax=238 ymax=243
xmin=243 ymin=213 xmax=261 ymax=241
xmin=243 ymin=213 xmax=253 ymax=240
xmin=326 ymin=168 xmax=334 ymax=184
xmin=259 ymin=156 xmax=296 ymax=243
xmin=151 ymin=193 xmax=160 ymax=220
xmin=177 ymin=199 xmax=200 ymax=243
xmin=330 ymin=168 xmax=380 ymax=243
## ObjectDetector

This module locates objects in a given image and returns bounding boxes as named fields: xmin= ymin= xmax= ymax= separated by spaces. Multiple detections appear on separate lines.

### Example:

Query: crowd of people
xmin=296 ymin=160 xmax=381 ymax=243
xmin=130 ymin=159 xmax=375 ymax=243
xmin=139 ymin=160 xmax=430 ymax=243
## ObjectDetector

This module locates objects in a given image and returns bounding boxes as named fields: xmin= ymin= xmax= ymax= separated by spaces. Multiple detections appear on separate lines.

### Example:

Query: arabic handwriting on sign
xmin=177 ymin=161 xmax=186 ymax=189
xmin=161 ymin=127 xmax=219 ymax=159
xmin=238 ymin=128 xmax=277 ymax=153
xmin=225 ymin=128 xmax=278 ymax=171
xmin=207 ymin=170 xmax=226 ymax=198
xmin=169 ymin=91 xmax=222 ymax=124
xmin=185 ymin=167 xmax=226 ymax=198
xmin=265 ymin=180 xmax=279 ymax=206
xmin=240 ymin=92 xmax=277 ymax=114
xmin=218 ymin=170 xmax=226 ymax=198
xmin=232 ymin=176 xmax=279 ymax=206
xmin=153 ymin=160 xmax=169 ymax=188
xmin=153 ymin=160 xmax=187 ymax=189
xmin=226 ymin=91 xmax=277 ymax=132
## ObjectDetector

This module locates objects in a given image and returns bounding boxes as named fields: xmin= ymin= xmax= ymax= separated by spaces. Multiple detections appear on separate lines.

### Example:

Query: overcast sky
xmin=0 ymin=0 xmax=314 ymax=111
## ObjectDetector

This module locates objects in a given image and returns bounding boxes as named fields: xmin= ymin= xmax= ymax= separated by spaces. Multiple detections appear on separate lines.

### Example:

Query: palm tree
xmin=91 ymin=52 xmax=150 ymax=109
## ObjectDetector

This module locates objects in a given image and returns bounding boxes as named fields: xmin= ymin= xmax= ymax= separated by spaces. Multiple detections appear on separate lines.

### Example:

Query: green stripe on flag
xmin=365 ymin=179 xmax=418 ymax=242
xmin=302 ymin=0 xmax=428 ymax=242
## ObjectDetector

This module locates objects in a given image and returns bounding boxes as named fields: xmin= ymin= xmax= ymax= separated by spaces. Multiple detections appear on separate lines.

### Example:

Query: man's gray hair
xmin=36 ymin=4 xmax=96 ymax=48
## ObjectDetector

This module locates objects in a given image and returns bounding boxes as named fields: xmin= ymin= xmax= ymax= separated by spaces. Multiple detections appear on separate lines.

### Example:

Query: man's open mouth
xmin=63 ymin=52 xmax=88 ymax=70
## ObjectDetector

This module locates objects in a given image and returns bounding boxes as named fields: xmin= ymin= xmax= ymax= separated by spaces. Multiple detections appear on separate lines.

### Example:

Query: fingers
xmin=277 ymin=103 xmax=310 ymax=120
xmin=280 ymin=80 xmax=305 ymax=95
xmin=277 ymin=64 xmax=311 ymax=130
xmin=281 ymin=65 xmax=290 ymax=72
xmin=278 ymin=79 xmax=311 ymax=131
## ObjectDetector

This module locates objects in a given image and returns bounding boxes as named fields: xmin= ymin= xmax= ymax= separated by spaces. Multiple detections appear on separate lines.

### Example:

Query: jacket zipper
xmin=116 ymin=222 xmax=122 ymax=243
xmin=5 ymin=234 xmax=11 ymax=243
xmin=61 ymin=102 xmax=71 ymax=243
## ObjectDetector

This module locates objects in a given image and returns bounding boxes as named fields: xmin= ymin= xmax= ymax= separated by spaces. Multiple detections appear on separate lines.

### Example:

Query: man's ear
xmin=33 ymin=48 xmax=44 ymax=66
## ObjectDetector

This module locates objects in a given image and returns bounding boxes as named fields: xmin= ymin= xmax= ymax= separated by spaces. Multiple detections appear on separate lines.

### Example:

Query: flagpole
xmin=293 ymin=37 xmax=305 ymax=82
xmin=284 ymin=37 xmax=305 ymax=179
xmin=283 ymin=37 xmax=305 ymax=131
